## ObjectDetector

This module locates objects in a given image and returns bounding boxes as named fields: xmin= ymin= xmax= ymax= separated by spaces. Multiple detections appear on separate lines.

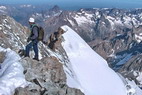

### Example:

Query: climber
xmin=25 ymin=17 xmax=39 ymax=61
xmin=48 ymin=27 xmax=65 ymax=51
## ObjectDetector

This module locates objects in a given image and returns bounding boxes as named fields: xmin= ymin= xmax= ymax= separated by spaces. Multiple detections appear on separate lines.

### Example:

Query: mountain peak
xmin=50 ymin=5 xmax=60 ymax=12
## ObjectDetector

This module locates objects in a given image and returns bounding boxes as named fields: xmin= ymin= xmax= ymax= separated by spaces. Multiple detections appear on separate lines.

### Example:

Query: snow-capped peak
xmin=0 ymin=6 xmax=7 ymax=10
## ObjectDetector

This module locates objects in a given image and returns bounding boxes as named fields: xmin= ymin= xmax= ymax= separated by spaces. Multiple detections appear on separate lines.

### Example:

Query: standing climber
xmin=25 ymin=17 xmax=39 ymax=61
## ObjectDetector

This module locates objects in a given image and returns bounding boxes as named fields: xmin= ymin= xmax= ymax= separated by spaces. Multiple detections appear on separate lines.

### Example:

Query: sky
xmin=1 ymin=0 xmax=142 ymax=10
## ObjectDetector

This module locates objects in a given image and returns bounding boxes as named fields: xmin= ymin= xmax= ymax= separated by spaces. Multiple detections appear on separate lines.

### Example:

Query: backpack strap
xmin=31 ymin=24 xmax=38 ymax=31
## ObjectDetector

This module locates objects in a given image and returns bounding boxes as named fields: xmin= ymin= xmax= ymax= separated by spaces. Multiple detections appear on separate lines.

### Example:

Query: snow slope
xmin=61 ymin=25 xmax=127 ymax=95
xmin=0 ymin=47 xmax=28 ymax=95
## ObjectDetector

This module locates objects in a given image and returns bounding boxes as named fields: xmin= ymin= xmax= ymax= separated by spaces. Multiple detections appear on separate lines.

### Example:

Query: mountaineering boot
xmin=33 ymin=57 xmax=39 ymax=61
xmin=24 ymin=54 xmax=30 ymax=58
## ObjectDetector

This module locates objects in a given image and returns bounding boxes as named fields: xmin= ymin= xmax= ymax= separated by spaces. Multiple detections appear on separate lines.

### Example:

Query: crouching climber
xmin=48 ymin=27 xmax=65 ymax=51
xmin=0 ymin=51 xmax=6 ymax=69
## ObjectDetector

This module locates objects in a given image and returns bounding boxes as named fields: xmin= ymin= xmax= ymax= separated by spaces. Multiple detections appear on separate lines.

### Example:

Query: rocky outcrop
xmin=14 ymin=57 xmax=84 ymax=95
xmin=0 ymin=15 xmax=28 ymax=51
xmin=117 ymin=54 xmax=142 ymax=85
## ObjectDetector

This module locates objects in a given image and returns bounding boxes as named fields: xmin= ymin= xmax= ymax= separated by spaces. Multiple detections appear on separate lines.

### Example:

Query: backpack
xmin=31 ymin=24 xmax=44 ymax=42
xmin=37 ymin=26 xmax=44 ymax=41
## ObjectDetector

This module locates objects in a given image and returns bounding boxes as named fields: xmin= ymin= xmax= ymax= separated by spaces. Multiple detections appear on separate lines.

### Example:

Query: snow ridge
xmin=61 ymin=25 xmax=127 ymax=95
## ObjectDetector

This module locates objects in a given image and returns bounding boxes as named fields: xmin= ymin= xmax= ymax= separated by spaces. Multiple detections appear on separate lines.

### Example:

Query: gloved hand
xmin=27 ymin=37 xmax=31 ymax=42
xmin=43 ymin=41 xmax=47 ymax=44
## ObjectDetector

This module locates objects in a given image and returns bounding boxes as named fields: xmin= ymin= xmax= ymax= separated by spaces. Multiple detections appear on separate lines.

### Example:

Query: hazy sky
xmin=1 ymin=0 xmax=142 ymax=10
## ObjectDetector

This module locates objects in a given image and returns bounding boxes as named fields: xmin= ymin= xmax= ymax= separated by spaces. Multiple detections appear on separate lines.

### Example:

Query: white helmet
xmin=29 ymin=17 xmax=35 ymax=23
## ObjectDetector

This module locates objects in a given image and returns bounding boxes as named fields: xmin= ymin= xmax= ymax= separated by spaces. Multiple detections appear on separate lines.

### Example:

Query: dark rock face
xmin=117 ymin=54 xmax=142 ymax=86
xmin=14 ymin=57 xmax=84 ymax=95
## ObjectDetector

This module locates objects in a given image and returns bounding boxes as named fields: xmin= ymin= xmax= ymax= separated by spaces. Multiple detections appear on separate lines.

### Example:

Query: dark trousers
xmin=25 ymin=40 xmax=38 ymax=59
